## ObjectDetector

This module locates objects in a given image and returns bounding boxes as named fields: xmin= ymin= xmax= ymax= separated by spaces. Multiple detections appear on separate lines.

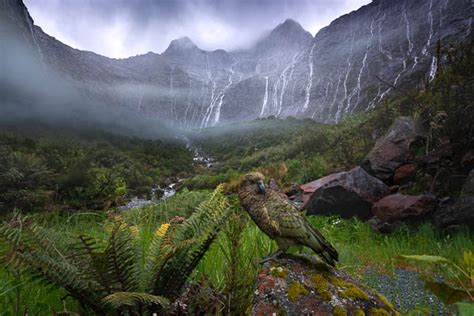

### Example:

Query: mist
xmin=0 ymin=23 xmax=178 ymax=140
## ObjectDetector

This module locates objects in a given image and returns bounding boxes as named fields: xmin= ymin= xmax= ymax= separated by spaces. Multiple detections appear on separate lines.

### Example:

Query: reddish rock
xmin=250 ymin=256 xmax=397 ymax=316
xmin=301 ymin=166 xmax=390 ymax=219
xmin=361 ymin=117 xmax=424 ymax=182
xmin=393 ymin=164 xmax=417 ymax=184
xmin=389 ymin=185 xmax=400 ymax=193
xmin=372 ymin=193 xmax=436 ymax=223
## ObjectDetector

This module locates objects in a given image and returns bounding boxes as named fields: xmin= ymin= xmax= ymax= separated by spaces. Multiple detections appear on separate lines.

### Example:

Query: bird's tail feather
xmin=303 ymin=222 xmax=338 ymax=267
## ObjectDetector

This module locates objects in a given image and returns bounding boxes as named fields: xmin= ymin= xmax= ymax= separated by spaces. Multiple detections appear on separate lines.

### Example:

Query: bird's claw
xmin=259 ymin=250 xmax=284 ymax=264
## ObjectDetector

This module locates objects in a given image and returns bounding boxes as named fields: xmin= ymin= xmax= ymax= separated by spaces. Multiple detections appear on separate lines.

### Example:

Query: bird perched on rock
xmin=239 ymin=172 xmax=338 ymax=266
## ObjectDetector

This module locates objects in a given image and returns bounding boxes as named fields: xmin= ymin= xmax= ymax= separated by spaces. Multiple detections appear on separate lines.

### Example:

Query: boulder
xmin=301 ymin=167 xmax=390 ymax=219
xmin=372 ymin=193 xmax=436 ymax=223
xmin=393 ymin=164 xmax=417 ymax=184
xmin=361 ymin=117 xmax=424 ymax=182
xmin=434 ymin=169 xmax=474 ymax=230
xmin=249 ymin=256 xmax=397 ymax=316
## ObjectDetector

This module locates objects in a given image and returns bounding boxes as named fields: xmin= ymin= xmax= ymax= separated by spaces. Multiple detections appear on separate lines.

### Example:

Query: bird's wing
xmin=258 ymin=205 xmax=281 ymax=235
xmin=267 ymin=199 xmax=309 ymax=239
xmin=266 ymin=193 xmax=339 ymax=266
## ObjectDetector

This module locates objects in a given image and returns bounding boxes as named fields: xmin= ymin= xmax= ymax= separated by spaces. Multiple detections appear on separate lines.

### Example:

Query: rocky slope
xmin=1 ymin=0 xmax=472 ymax=128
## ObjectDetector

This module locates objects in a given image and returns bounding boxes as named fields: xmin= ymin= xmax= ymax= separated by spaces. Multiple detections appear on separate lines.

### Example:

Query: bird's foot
xmin=260 ymin=250 xmax=284 ymax=264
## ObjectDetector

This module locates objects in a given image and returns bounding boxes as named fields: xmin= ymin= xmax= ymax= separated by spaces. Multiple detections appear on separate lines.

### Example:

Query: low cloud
xmin=24 ymin=0 xmax=371 ymax=58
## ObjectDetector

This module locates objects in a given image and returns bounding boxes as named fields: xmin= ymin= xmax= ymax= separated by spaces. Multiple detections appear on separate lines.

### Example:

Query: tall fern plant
xmin=0 ymin=185 xmax=231 ymax=315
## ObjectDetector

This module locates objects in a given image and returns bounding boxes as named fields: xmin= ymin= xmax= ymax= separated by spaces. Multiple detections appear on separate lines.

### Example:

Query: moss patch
xmin=330 ymin=276 xmax=369 ymax=301
xmin=330 ymin=276 xmax=352 ymax=288
xmin=333 ymin=306 xmax=347 ymax=316
xmin=368 ymin=308 xmax=391 ymax=316
xmin=340 ymin=286 xmax=369 ymax=301
xmin=311 ymin=273 xmax=331 ymax=301
xmin=376 ymin=293 xmax=396 ymax=313
xmin=354 ymin=308 xmax=366 ymax=316
xmin=287 ymin=282 xmax=308 ymax=302
xmin=271 ymin=267 xmax=289 ymax=279
xmin=270 ymin=261 xmax=284 ymax=268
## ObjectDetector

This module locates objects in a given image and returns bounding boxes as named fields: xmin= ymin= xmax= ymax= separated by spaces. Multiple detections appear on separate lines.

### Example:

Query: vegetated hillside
xmin=0 ymin=123 xmax=193 ymax=213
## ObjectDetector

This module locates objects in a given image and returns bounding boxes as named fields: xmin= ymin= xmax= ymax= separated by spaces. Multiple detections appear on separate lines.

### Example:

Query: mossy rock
xmin=249 ymin=255 xmax=398 ymax=316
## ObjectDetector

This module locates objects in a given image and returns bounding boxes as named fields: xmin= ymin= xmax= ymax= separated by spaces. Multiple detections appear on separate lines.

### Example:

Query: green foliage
xmin=414 ymin=37 xmax=473 ymax=153
xmin=183 ymin=169 xmax=240 ymax=190
xmin=399 ymin=252 xmax=474 ymax=304
xmin=0 ymin=127 xmax=193 ymax=212
xmin=456 ymin=302 xmax=474 ymax=316
xmin=102 ymin=291 xmax=169 ymax=308
xmin=0 ymin=151 xmax=54 ymax=211
xmin=0 ymin=186 xmax=232 ymax=314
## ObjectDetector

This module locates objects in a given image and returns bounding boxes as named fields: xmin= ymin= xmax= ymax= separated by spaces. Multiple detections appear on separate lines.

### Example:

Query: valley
xmin=0 ymin=0 xmax=473 ymax=315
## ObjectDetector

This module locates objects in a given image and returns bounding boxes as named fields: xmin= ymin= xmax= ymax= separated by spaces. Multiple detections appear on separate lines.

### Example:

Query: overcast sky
xmin=25 ymin=0 xmax=371 ymax=59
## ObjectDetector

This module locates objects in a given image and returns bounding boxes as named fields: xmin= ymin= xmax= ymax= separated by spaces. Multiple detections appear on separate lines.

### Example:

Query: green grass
xmin=196 ymin=215 xmax=473 ymax=288
xmin=0 ymin=199 xmax=472 ymax=314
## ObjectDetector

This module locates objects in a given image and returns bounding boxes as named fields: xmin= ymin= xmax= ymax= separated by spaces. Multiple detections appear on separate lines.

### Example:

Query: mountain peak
xmin=281 ymin=18 xmax=300 ymax=28
xmin=251 ymin=18 xmax=313 ymax=56
xmin=163 ymin=36 xmax=199 ymax=55
xmin=273 ymin=18 xmax=308 ymax=36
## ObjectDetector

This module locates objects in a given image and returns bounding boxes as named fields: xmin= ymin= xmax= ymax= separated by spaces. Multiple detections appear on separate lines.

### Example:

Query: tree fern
xmin=152 ymin=184 xmax=232 ymax=298
xmin=102 ymin=292 xmax=169 ymax=308
xmin=0 ymin=185 xmax=233 ymax=314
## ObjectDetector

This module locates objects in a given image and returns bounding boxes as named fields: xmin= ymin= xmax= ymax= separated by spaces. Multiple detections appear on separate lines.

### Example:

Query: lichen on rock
xmin=287 ymin=282 xmax=309 ymax=301
xmin=249 ymin=255 xmax=398 ymax=316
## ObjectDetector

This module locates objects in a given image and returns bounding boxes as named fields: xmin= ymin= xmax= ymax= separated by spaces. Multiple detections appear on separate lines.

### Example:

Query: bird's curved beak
xmin=258 ymin=180 xmax=266 ymax=194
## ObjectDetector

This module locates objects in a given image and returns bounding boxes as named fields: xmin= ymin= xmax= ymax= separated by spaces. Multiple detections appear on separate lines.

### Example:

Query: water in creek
xmin=119 ymin=137 xmax=212 ymax=210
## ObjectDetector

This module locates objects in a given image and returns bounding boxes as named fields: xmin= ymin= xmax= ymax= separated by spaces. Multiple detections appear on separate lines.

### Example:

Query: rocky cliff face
xmin=2 ymin=0 xmax=472 ymax=129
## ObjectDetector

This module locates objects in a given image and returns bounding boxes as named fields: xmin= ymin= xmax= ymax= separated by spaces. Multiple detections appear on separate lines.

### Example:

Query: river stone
xmin=372 ymin=193 xmax=436 ymax=223
xmin=249 ymin=256 xmax=398 ymax=316
xmin=361 ymin=117 xmax=424 ymax=182
xmin=301 ymin=166 xmax=390 ymax=219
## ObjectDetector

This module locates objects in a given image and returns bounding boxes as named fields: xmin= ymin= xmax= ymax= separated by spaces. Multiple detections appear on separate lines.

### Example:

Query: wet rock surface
xmin=301 ymin=166 xmax=390 ymax=219
xmin=393 ymin=163 xmax=417 ymax=184
xmin=372 ymin=193 xmax=436 ymax=223
xmin=361 ymin=117 xmax=424 ymax=182
xmin=250 ymin=256 xmax=397 ymax=316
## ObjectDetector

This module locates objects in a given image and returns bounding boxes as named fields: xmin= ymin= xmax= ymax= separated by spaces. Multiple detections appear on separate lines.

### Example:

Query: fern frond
xmin=102 ymin=291 xmax=169 ymax=308
xmin=106 ymin=222 xmax=140 ymax=293
xmin=0 ymin=216 xmax=107 ymax=314
xmin=73 ymin=235 xmax=113 ymax=294
xmin=152 ymin=184 xmax=232 ymax=298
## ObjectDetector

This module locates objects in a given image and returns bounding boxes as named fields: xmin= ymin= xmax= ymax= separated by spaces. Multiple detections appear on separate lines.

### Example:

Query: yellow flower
xmin=129 ymin=225 xmax=139 ymax=237
xmin=155 ymin=223 xmax=170 ymax=238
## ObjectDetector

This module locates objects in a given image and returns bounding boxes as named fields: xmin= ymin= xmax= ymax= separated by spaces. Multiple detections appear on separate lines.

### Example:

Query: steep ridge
xmin=2 ymin=0 xmax=472 ymax=129
xmin=303 ymin=0 xmax=472 ymax=122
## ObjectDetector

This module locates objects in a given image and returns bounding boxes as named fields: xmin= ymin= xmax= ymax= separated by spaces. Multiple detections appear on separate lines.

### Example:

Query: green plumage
xmin=239 ymin=172 xmax=338 ymax=266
